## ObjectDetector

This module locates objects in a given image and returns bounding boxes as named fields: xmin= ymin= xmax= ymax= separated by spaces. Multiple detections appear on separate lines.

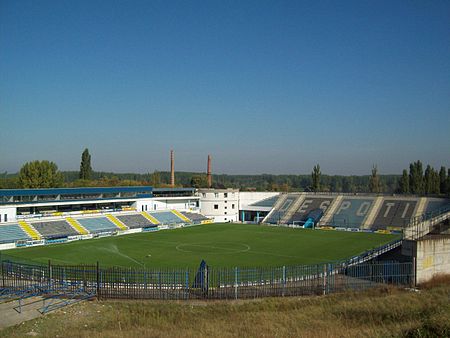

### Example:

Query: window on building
xmin=225 ymin=206 xmax=227 ymax=209
xmin=4 ymin=214 xmax=7 ymax=222
xmin=214 ymin=193 xmax=219 ymax=198
xmin=224 ymin=193 xmax=228 ymax=198
xmin=224 ymin=212 xmax=227 ymax=215
xmin=202 ymin=193 xmax=206 ymax=197
xmin=214 ymin=204 xmax=219 ymax=210
xmin=232 ymin=204 xmax=235 ymax=209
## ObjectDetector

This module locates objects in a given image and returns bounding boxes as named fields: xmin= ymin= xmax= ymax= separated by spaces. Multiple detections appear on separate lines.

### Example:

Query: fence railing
xmin=0 ymin=256 xmax=414 ymax=300
xmin=403 ymin=205 xmax=450 ymax=240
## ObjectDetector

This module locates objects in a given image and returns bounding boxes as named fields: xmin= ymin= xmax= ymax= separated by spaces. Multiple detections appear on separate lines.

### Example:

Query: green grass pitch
xmin=5 ymin=223 xmax=400 ymax=269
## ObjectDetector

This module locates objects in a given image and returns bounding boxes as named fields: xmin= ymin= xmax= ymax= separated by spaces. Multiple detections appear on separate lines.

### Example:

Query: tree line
xmin=0 ymin=149 xmax=449 ymax=196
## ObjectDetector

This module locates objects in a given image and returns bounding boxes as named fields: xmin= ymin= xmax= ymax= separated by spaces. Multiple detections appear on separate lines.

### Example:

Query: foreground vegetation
xmin=2 ymin=276 xmax=449 ymax=337
xmin=5 ymin=224 xmax=398 ymax=268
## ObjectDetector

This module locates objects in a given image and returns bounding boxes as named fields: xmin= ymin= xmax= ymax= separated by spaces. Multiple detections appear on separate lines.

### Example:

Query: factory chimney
xmin=170 ymin=150 xmax=175 ymax=187
xmin=207 ymin=155 xmax=212 ymax=188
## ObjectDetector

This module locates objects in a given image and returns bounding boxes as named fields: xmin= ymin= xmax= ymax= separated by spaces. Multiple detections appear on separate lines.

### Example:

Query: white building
xmin=199 ymin=188 xmax=239 ymax=223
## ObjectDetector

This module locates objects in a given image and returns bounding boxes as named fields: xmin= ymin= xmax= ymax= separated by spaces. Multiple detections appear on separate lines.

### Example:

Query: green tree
xmin=311 ymin=164 xmax=321 ymax=192
xmin=342 ymin=177 xmax=356 ymax=193
xmin=431 ymin=168 xmax=439 ymax=194
xmin=79 ymin=148 xmax=93 ymax=180
xmin=439 ymin=166 xmax=447 ymax=194
xmin=447 ymin=169 xmax=450 ymax=195
xmin=18 ymin=160 xmax=63 ymax=188
xmin=399 ymin=169 xmax=409 ymax=194
xmin=150 ymin=171 xmax=161 ymax=187
xmin=369 ymin=165 xmax=381 ymax=193
xmin=190 ymin=174 xmax=207 ymax=188
xmin=424 ymin=165 xmax=433 ymax=194
xmin=409 ymin=160 xmax=424 ymax=194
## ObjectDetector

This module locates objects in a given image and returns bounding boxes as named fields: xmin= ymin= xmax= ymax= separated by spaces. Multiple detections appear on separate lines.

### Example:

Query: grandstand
xmin=151 ymin=211 xmax=184 ymax=225
xmin=115 ymin=214 xmax=155 ymax=229
xmin=253 ymin=193 xmax=450 ymax=233
xmin=75 ymin=217 xmax=120 ymax=234
xmin=0 ymin=187 xmax=210 ymax=249
xmin=0 ymin=224 xmax=30 ymax=244
xmin=32 ymin=220 xmax=79 ymax=239
xmin=181 ymin=211 xmax=210 ymax=224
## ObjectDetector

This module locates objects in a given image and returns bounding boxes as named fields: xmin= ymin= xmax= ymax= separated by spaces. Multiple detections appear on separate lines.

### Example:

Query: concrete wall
xmin=0 ymin=207 xmax=16 ymax=223
xmin=134 ymin=197 xmax=199 ymax=213
xmin=199 ymin=189 xmax=239 ymax=222
xmin=416 ymin=236 xmax=450 ymax=284
xmin=239 ymin=192 xmax=279 ymax=210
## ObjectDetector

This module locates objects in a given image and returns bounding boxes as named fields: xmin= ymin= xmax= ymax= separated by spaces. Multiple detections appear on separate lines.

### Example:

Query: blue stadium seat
xmin=181 ymin=212 xmax=209 ymax=224
xmin=0 ymin=224 xmax=31 ymax=243
xmin=76 ymin=217 xmax=119 ymax=233
xmin=331 ymin=199 xmax=374 ymax=229
xmin=32 ymin=221 xmax=79 ymax=239
xmin=151 ymin=211 xmax=184 ymax=224
xmin=115 ymin=214 xmax=154 ymax=229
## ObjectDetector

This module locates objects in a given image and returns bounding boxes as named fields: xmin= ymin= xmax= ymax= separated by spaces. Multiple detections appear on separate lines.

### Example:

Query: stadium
xmin=2 ymin=1 xmax=450 ymax=335
xmin=0 ymin=175 xmax=449 ymax=303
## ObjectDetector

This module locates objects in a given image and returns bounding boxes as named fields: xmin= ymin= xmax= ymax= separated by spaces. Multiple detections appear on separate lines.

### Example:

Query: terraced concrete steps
xmin=362 ymin=196 xmax=384 ymax=229
xmin=262 ymin=194 xmax=288 ymax=223
xmin=171 ymin=210 xmax=191 ymax=223
xmin=106 ymin=214 xmax=128 ymax=230
xmin=141 ymin=212 xmax=160 ymax=225
xmin=18 ymin=220 xmax=41 ymax=240
xmin=319 ymin=195 xmax=343 ymax=226
xmin=66 ymin=217 xmax=89 ymax=235
xmin=280 ymin=194 xmax=305 ymax=224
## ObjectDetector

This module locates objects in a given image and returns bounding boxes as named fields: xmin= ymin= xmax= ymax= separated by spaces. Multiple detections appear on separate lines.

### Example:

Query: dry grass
xmin=418 ymin=273 xmax=450 ymax=289
xmin=2 ymin=282 xmax=449 ymax=338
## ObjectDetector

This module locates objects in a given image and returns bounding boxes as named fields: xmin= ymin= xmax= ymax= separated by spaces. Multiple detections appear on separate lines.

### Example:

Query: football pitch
xmin=4 ymin=223 xmax=400 ymax=269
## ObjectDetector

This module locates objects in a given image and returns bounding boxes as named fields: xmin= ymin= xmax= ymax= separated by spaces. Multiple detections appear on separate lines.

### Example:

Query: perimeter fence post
xmin=282 ymin=266 xmax=286 ymax=297
xmin=323 ymin=264 xmax=327 ymax=296
xmin=48 ymin=260 xmax=52 ymax=291
xmin=96 ymin=261 xmax=100 ymax=300
xmin=185 ymin=270 xmax=189 ymax=300
xmin=412 ymin=257 xmax=416 ymax=288
xmin=234 ymin=267 xmax=238 ymax=300
xmin=0 ymin=251 xmax=3 ymax=289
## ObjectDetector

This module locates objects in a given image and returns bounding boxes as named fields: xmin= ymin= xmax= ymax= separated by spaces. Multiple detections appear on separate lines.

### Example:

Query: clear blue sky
xmin=1 ymin=0 xmax=449 ymax=175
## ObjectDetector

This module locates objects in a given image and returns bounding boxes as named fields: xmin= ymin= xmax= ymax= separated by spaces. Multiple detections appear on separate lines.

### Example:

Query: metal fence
xmin=0 ymin=255 xmax=414 ymax=300
xmin=403 ymin=206 xmax=450 ymax=240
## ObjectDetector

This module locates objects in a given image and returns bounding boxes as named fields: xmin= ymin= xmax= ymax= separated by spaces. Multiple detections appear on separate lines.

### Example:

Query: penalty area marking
xmin=175 ymin=242 xmax=250 ymax=254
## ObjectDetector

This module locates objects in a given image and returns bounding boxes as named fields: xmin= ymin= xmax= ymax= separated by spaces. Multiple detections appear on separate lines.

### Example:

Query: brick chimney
xmin=207 ymin=154 xmax=212 ymax=188
xmin=170 ymin=150 xmax=175 ymax=187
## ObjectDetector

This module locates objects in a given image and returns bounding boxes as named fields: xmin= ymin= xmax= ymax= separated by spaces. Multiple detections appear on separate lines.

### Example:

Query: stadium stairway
xmin=280 ymin=194 xmax=305 ymax=224
xmin=319 ymin=195 xmax=343 ymax=226
xmin=346 ymin=239 xmax=403 ymax=266
xmin=18 ymin=220 xmax=41 ymax=240
xmin=140 ymin=212 xmax=159 ymax=225
xmin=262 ymin=194 xmax=288 ymax=223
xmin=171 ymin=210 xmax=191 ymax=223
xmin=415 ymin=197 xmax=428 ymax=217
xmin=403 ymin=208 xmax=450 ymax=240
xmin=361 ymin=196 xmax=384 ymax=229
xmin=106 ymin=214 xmax=128 ymax=230
xmin=66 ymin=217 xmax=89 ymax=235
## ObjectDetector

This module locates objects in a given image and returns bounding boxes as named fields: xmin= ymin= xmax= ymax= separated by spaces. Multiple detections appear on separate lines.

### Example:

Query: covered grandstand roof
xmin=0 ymin=186 xmax=153 ymax=197
xmin=0 ymin=186 xmax=154 ymax=205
